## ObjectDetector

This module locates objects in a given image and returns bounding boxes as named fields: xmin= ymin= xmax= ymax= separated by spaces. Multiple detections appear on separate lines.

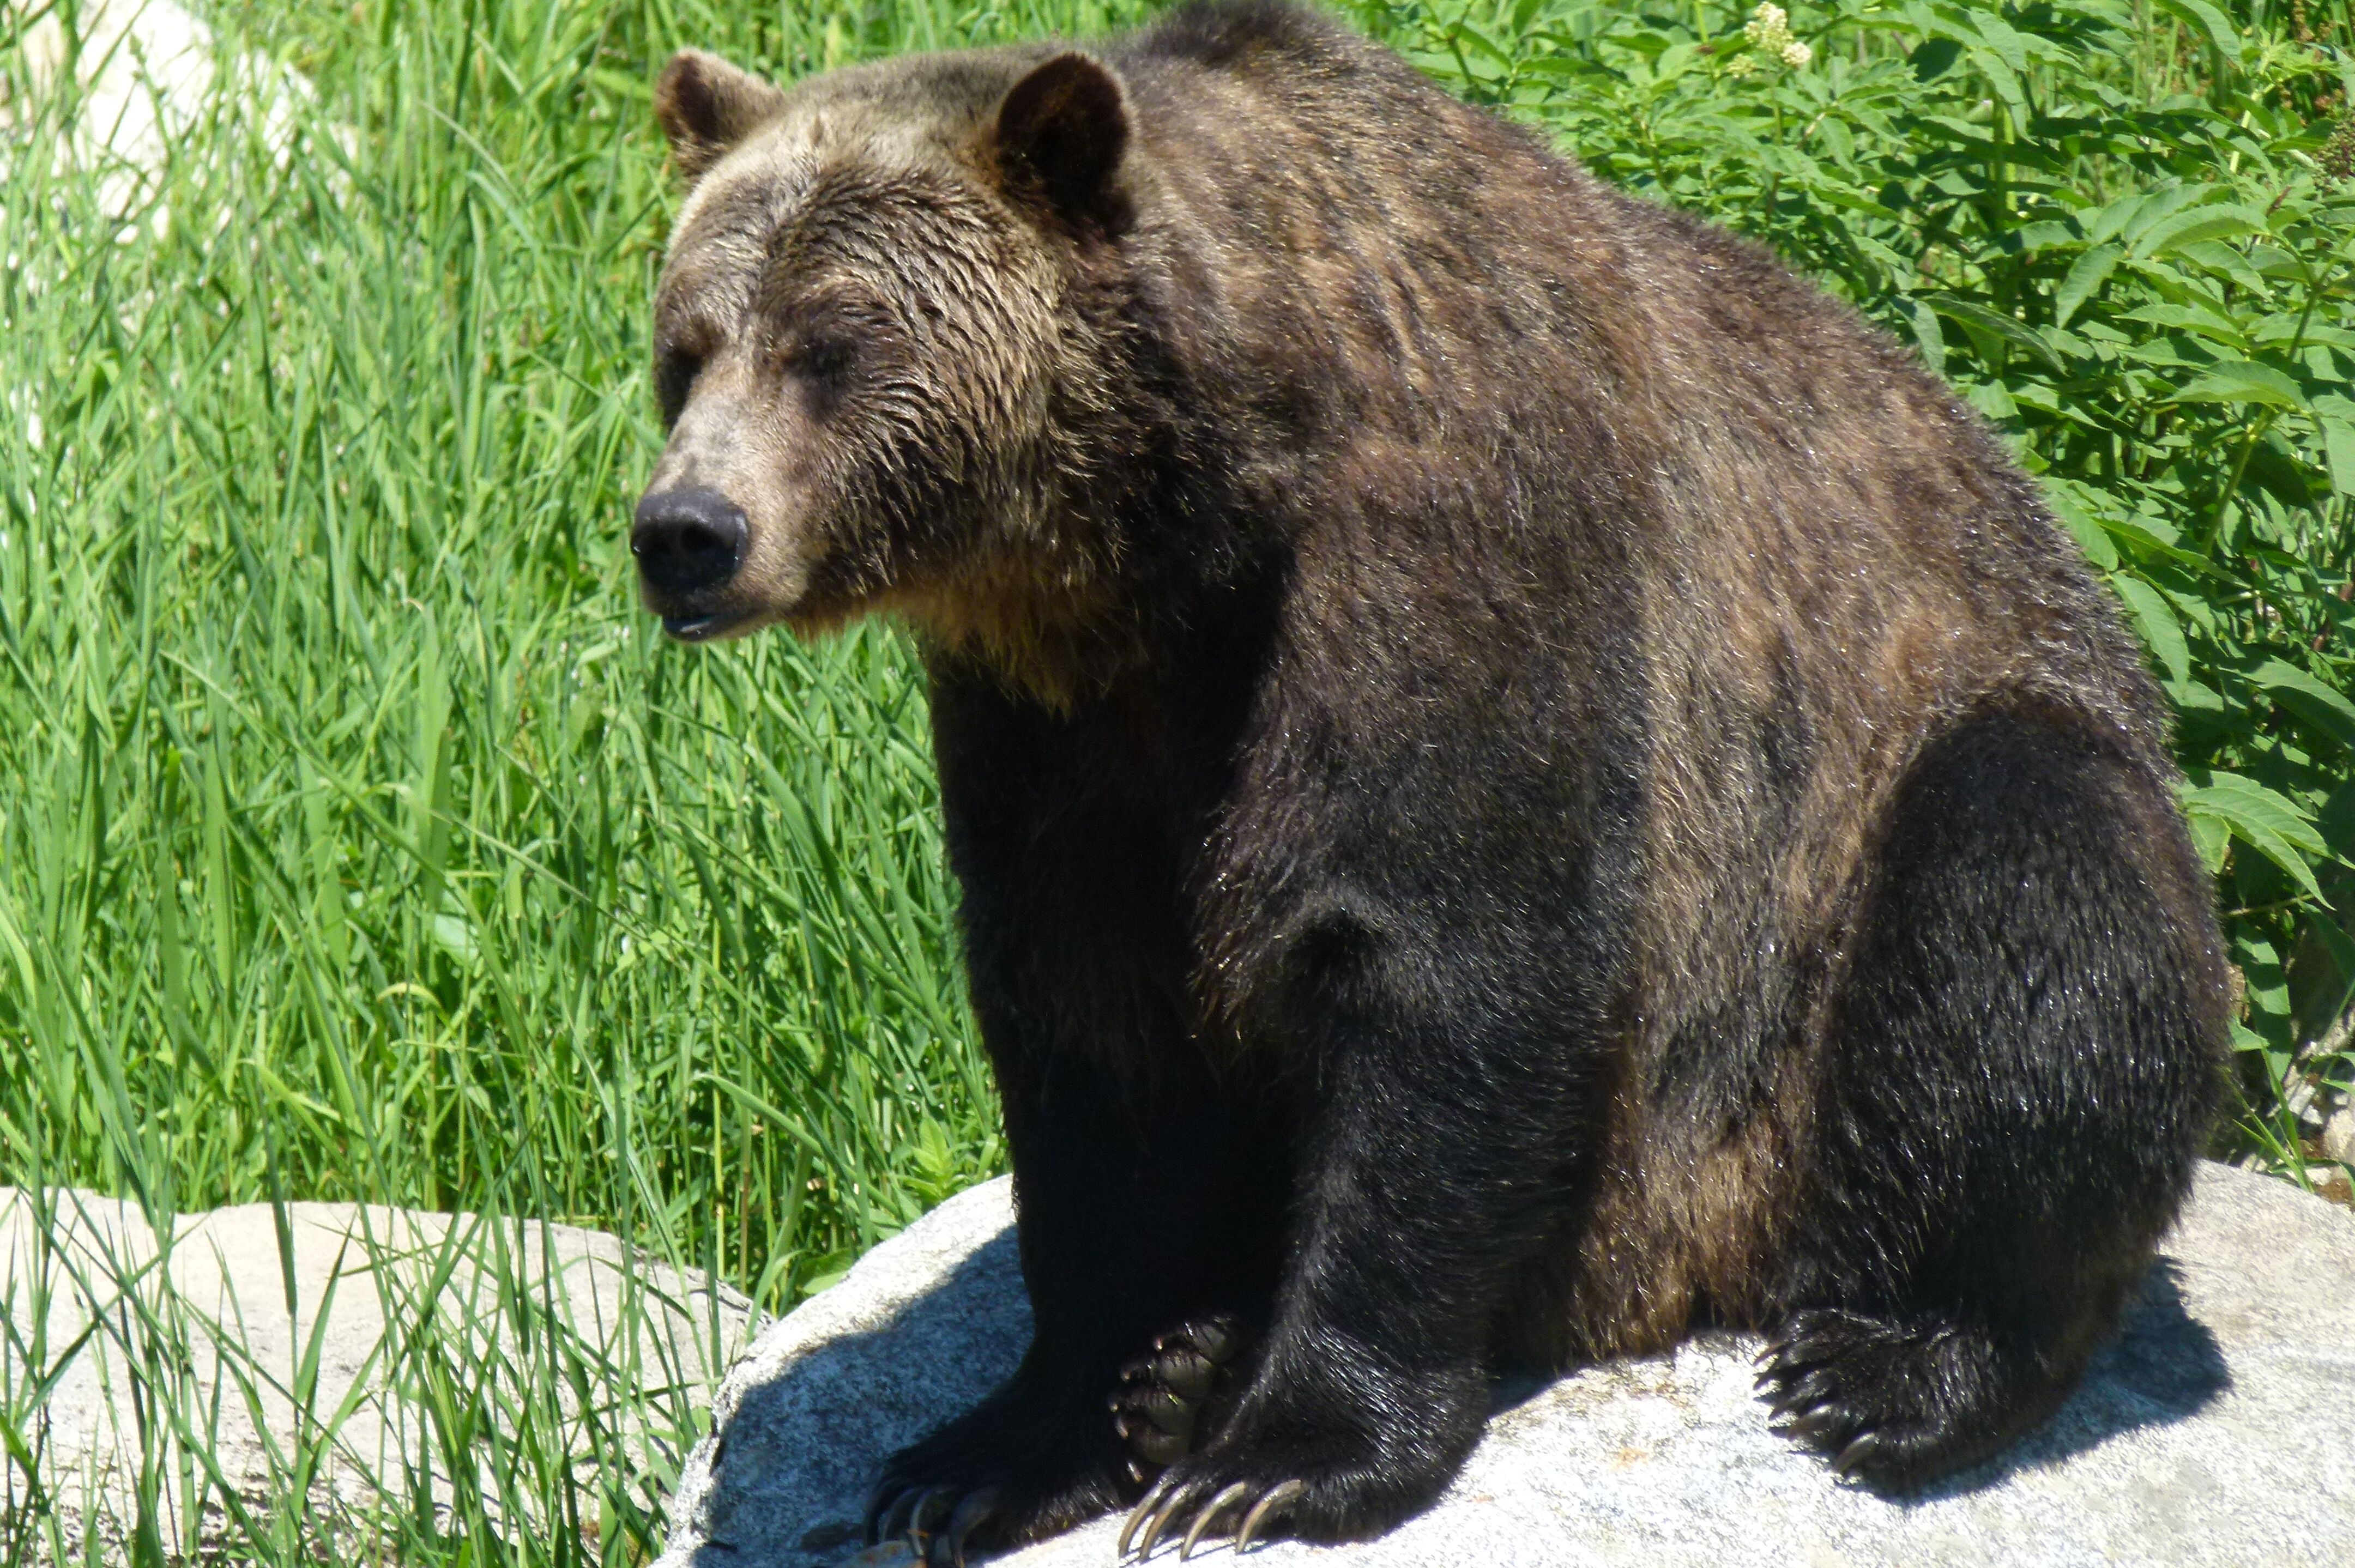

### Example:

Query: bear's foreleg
xmin=1121 ymin=937 xmax=1605 ymax=1554
xmin=877 ymin=665 xmax=1295 ymax=1561
xmin=867 ymin=1038 xmax=1282 ymax=1564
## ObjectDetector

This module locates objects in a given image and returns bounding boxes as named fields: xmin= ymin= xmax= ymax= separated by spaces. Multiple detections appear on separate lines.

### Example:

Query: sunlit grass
xmin=0 ymin=1 xmax=1156 ymax=1559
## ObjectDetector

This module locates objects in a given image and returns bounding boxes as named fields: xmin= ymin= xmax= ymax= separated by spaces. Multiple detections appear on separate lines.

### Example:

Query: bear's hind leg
xmin=1761 ymin=698 xmax=2226 ymax=1492
xmin=1755 ymin=1303 xmax=2092 ymax=1488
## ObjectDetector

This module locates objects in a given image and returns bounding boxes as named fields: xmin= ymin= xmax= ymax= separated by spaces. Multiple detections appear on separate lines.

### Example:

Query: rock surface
xmin=2325 ymin=1105 xmax=2355 ymax=1168
xmin=1 ymin=1188 xmax=756 ymax=1552
xmin=7 ymin=0 xmax=318 ymax=216
xmin=657 ymin=1162 xmax=2355 ymax=1567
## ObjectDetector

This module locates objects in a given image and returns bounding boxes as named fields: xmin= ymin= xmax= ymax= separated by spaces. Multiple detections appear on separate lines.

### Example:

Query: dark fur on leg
xmin=1760 ymin=698 xmax=2227 ymax=1493
xmin=868 ymin=656 xmax=1291 ymax=1558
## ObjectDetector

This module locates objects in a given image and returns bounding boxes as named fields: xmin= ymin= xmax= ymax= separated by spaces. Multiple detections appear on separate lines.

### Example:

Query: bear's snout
xmin=632 ymin=486 xmax=747 ymax=629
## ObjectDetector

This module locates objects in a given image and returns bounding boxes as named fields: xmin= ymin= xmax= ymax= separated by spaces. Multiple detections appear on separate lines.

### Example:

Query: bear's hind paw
xmin=1110 ymin=1315 xmax=1244 ymax=1480
xmin=1755 ymin=1306 xmax=2049 ymax=1493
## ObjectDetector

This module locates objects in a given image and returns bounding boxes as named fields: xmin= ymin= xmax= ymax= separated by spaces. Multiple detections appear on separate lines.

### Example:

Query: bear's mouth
xmin=661 ymin=610 xmax=752 ymax=641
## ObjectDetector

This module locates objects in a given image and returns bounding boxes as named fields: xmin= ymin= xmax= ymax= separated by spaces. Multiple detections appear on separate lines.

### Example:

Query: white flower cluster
xmin=1728 ymin=3 xmax=1813 ymax=75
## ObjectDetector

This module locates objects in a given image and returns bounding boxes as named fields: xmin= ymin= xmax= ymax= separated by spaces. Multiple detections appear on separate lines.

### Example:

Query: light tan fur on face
xmin=646 ymin=119 xmax=832 ymax=619
xmin=644 ymin=58 xmax=1111 ymax=677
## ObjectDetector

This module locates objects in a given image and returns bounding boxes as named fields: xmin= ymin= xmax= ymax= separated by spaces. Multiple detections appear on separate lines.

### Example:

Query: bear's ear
xmin=654 ymin=50 xmax=787 ymax=183
xmin=993 ymin=53 xmax=1131 ymax=237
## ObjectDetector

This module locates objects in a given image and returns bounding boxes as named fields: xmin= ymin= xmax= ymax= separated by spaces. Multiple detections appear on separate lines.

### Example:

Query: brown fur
xmin=636 ymin=3 xmax=2225 ymax=1547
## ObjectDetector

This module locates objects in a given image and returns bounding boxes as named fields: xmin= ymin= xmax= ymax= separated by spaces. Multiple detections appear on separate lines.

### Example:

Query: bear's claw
xmin=862 ymin=1480 xmax=1003 ymax=1567
xmin=1234 ymin=1481 xmax=1308 ymax=1552
xmin=1179 ymin=1482 xmax=1254 ymax=1558
xmin=1753 ymin=1305 xmax=2030 ymax=1493
xmin=1756 ymin=1314 xmax=1881 ymax=1464
xmin=1116 ymin=1473 xmax=1306 ymax=1559
xmin=866 ymin=1482 xmax=943 ymax=1546
xmin=934 ymin=1487 xmax=1000 ymax=1568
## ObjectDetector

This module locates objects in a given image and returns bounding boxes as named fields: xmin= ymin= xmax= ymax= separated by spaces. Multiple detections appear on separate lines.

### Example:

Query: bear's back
xmin=1111 ymin=1 xmax=2158 ymax=753
xmin=1113 ymin=5 xmax=2169 ymax=1049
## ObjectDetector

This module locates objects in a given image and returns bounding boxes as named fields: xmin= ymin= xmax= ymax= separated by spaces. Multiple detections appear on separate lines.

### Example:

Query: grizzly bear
xmin=632 ymin=2 xmax=2227 ymax=1561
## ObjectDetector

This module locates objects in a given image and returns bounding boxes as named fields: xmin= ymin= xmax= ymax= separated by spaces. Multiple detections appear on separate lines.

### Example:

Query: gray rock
xmin=2323 ymin=1105 xmax=2354 ymax=1168
xmin=1 ymin=1188 xmax=756 ymax=1555
xmin=657 ymin=1162 xmax=2355 ymax=1568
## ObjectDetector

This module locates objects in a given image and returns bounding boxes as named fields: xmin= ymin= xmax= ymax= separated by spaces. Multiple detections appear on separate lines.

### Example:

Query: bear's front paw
xmin=865 ymin=1390 xmax=1125 ymax=1566
xmin=1113 ymin=1391 xmax=1469 ymax=1558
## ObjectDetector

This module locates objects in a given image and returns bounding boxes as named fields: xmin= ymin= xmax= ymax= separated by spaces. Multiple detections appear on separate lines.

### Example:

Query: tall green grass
xmin=2 ymin=0 xmax=1070 ymax=1314
xmin=0 ymin=1 xmax=1154 ymax=1559
xmin=3 ymin=0 xmax=2350 ymax=1562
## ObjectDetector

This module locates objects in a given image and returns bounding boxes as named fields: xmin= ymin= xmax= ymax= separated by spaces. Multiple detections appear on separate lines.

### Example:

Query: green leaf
xmin=2166 ymin=676 xmax=2227 ymax=715
xmin=1963 ymin=378 xmax=2017 ymax=421
xmin=2111 ymin=574 xmax=2190 ymax=683
xmin=2152 ymin=0 xmax=2245 ymax=59
xmin=2055 ymin=243 xmax=2122 ymax=329
xmin=1923 ymin=294 xmax=2067 ymax=373
xmin=590 ymin=67 xmax=651 ymax=104
xmin=2042 ymin=483 xmax=2118 ymax=568
xmin=1447 ymin=22 xmax=1518 ymax=73
xmin=2319 ymin=416 xmax=2355 ymax=498
xmin=2120 ymin=300 xmax=2249 ymax=349
xmin=1910 ymin=37 xmax=1962 ymax=81
xmin=1901 ymin=295 xmax=1946 ymax=376
xmin=2115 ymin=184 xmax=2218 ymax=250
xmin=2085 ymin=190 xmax=2152 ymax=249
xmin=2186 ymin=772 xmax=2328 ymax=856
xmin=1519 ymin=53 xmax=1608 ymax=80
xmin=2181 ymin=772 xmax=2327 ymax=900
xmin=2103 ymin=517 xmax=2229 ymax=580
xmin=2173 ymin=360 xmax=2307 ymax=409
xmin=2247 ymin=245 xmax=2306 ymax=281
xmin=2192 ymin=813 xmax=2323 ymax=903
xmin=2187 ymin=810 xmax=2231 ymax=873
xmin=2250 ymin=659 xmax=2355 ymax=753
xmin=2132 ymin=205 xmax=2265 ymax=258
xmin=2015 ymin=221 xmax=2076 ymax=255
xmin=1966 ymin=12 xmax=2032 ymax=75
xmin=2173 ymin=240 xmax=2268 ymax=294
xmin=1967 ymin=45 xmax=2026 ymax=110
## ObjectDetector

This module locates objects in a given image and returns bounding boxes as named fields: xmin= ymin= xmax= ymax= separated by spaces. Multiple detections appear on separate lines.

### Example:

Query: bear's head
xmin=633 ymin=44 xmax=1143 ymax=674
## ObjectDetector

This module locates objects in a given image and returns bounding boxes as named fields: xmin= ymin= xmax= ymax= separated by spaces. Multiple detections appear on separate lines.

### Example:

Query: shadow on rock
xmin=678 ymin=1225 xmax=1029 ymax=1567
xmin=1907 ymin=1260 xmax=2229 ymax=1504
xmin=658 ymin=1167 xmax=2355 ymax=1568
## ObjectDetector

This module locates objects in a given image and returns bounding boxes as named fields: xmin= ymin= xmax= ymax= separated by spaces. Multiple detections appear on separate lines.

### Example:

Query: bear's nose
xmin=632 ymin=487 xmax=747 ymax=597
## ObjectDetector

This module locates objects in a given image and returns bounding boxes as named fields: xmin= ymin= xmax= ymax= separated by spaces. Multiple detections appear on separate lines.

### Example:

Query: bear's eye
xmin=654 ymin=345 xmax=703 ymax=430
xmin=793 ymin=334 xmax=857 ymax=384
